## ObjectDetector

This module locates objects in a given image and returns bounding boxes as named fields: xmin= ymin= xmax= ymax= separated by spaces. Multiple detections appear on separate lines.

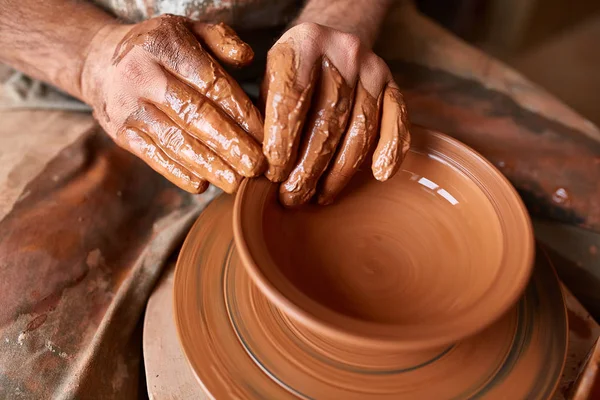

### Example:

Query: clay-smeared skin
xmin=280 ymin=59 xmax=352 ymax=206
xmin=126 ymin=104 xmax=241 ymax=193
xmin=262 ymin=43 xmax=317 ymax=181
xmin=373 ymin=87 xmax=411 ymax=181
xmin=193 ymin=23 xmax=254 ymax=67
xmin=261 ymin=26 xmax=412 ymax=206
xmin=81 ymin=15 xmax=264 ymax=194
xmin=118 ymin=126 xmax=210 ymax=193
xmin=318 ymin=83 xmax=380 ymax=204
xmin=159 ymin=76 xmax=264 ymax=178
xmin=111 ymin=16 xmax=264 ymax=141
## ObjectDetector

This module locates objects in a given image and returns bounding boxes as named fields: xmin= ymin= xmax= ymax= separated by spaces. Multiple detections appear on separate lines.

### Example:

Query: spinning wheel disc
xmin=174 ymin=195 xmax=567 ymax=399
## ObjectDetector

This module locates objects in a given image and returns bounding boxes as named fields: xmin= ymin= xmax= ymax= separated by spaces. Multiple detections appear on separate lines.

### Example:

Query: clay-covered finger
xmin=317 ymin=83 xmax=380 ymax=205
xmin=154 ymin=75 xmax=265 ymax=178
xmin=372 ymin=85 xmax=411 ymax=181
xmin=129 ymin=15 xmax=263 ymax=141
xmin=116 ymin=126 xmax=209 ymax=194
xmin=280 ymin=59 xmax=353 ymax=207
xmin=190 ymin=22 xmax=254 ymax=67
xmin=127 ymin=104 xmax=242 ymax=193
xmin=263 ymin=41 xmax=318 ymax=181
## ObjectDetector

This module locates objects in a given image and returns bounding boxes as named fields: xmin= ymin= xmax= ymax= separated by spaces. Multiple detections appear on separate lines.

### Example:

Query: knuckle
xmin=272 ymin=23 xmax=324 ymax=65
xmin=363 ymin=54 xmax=391 ymax=79
xmin=358 ymin=54 xmax=392 ymax=96
xmin=371 ymin=54 xmax=389 ymax=72
xmin=293 ymin=22 xmax=323 ymax=39
xmin=338 ymin=32 xmax=362 ymax=58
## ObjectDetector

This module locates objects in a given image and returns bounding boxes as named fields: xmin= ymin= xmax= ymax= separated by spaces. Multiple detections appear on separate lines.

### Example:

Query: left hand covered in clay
xmin=261 ymin=22 xmax=411 ymax=206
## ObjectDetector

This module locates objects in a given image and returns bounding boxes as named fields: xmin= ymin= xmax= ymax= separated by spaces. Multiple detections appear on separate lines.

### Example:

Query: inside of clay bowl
xmin=233 ymin=126 xmax=534 ymax=350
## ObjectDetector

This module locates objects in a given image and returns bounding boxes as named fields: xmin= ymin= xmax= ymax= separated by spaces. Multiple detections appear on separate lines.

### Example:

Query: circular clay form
xmin=234 ymin=127 xmax=534 ymax=350
xmin=173 ymin=195 xmax=567 ymax=399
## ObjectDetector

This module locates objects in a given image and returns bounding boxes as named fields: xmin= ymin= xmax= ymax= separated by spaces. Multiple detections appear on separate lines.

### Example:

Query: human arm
xmin=292 ymin=0 xmax=392 ymax=47
xmin=0 ymin=0 xmax=114 ymax=100
xmin=0 ymin=1 xmax=265 ymax=194
xmin=261 ymin=0 xmax=411 ymax=206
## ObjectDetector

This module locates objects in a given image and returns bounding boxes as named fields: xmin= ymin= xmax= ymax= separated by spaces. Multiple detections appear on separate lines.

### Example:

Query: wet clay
xmin=119 ymin=71 xmax=264 ymax=193
xmin=173 ymin=191 xmax=567 ymax=399
xmin=192 ymin=22 xmax=254 ymax=67
xmin=157 ymin=74 xmax=264 ymax=177
xmin=261 ymin=40 xmax=412 ymax=206
xmin=262 ymin=41 xmax=317 ymax=181
xmin=111 ymin=15 xmax=263 ymax=141
xmin=87 ymin=15 xmax=264 ymax=194
xmin=268 ymin=160 xmax=502 ymax=324
xmin=125 ymin=103 xmax=242 ymax=193
xmin=372 ymin=86 xmax=411 ymax=181
xmin=116 ymin=126 xmax=209 ymax=193
xmin=279 ymin=58 xmax=353 ymax=207
xmin=318 ymin=83 xmax=380 ymax=205
xmin=236 ymin=127 xmax=534 ymax=349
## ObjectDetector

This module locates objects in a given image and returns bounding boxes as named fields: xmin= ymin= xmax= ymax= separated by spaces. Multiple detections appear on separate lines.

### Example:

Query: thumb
xmin=190 ymin=22 xmax=254 ymax=67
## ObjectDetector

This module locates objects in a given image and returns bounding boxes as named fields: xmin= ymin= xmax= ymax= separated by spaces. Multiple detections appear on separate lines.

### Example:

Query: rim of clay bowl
xmin=233 ymin=126 xmax=534 ymax=351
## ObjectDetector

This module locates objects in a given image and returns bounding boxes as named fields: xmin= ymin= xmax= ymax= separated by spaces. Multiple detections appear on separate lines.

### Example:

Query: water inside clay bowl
xmin=233 ymin=127 xmax=534 ymax=351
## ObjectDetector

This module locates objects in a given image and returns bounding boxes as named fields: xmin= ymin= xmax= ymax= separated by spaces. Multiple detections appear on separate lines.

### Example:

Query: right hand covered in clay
xmin=261 ymin=22 xmax=411 ymax=206
xmin=81 ymin=15 xmax=265 ymax=194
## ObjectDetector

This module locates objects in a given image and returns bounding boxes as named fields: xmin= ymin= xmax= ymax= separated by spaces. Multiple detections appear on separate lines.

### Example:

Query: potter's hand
xmin=261 ymin=22 xmax=411 ymax=206
xmin=82 ymin=15 xmax=265 ymax=194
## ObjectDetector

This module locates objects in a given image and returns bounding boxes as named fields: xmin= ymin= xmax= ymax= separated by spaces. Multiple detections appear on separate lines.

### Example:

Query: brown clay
xmin=372 ymin=86 xmax=411 ymax=181
xmin=261 ymin=39 xmax=412 ymax=206
xmin=262 ymin=41 xmax=317 ymax=181
xmin=158 ymin=74 xmax=264 ymax=178
xmin=126 ymin=103 xmax=242 ymax=193
xmin=173 ymin=192 xmax=567 ymax=399
xmin=191 ymin=22 xmax=255 ymax=67
xmin=116 ymin=127 xmax=209 ymax=193
xmin=235 ymin=126 xmax=534 ymax=349
xmin=317 ymin=82 xmax=380 ymax=205
xmin=111 ymin=15 xmax=263 ymax=141
xmin=82 ymin=15 xmax=265 ymax=194
xmin=279 ymin=58 xmax=353 ymax=207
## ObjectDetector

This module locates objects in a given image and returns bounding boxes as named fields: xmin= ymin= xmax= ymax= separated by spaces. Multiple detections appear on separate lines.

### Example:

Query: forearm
xmin=293 ymin=0 xmax=393 ymax=48
xmin=0 ymin=0 xmax=116 ymax=100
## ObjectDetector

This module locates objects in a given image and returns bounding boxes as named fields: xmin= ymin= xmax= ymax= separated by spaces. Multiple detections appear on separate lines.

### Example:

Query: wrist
xmin=80 ymin=23 xmax=132 ymax=106
xmin=57 ymin=13 xmax=117 ymax=102
xmin=292 ymin=0 xmax=392 ymax=48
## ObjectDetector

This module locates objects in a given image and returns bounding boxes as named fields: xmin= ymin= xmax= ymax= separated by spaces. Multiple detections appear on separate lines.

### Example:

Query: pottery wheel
xmin=174 ymin=195 xmax=567 ymax=399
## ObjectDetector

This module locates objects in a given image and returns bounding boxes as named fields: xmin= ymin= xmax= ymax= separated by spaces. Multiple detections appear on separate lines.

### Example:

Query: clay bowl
xmin=233 ymin=126 xmax=534 ymax=353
